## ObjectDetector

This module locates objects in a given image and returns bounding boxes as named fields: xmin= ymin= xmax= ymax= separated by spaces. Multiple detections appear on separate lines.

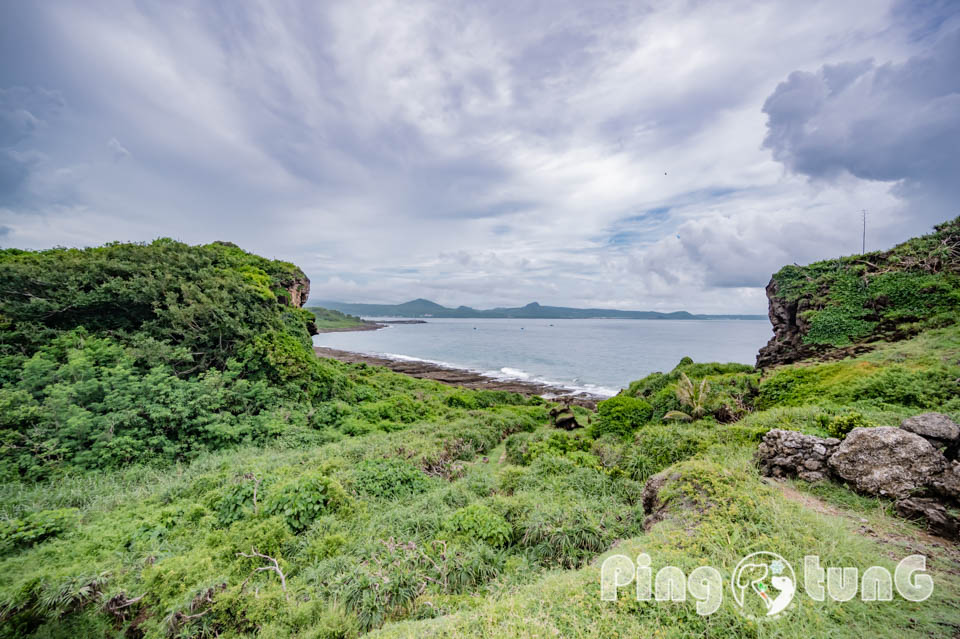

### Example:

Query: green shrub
xmin=589 ymin=395 xmax=653 ymax=438
xmin=823 ymin=412 xmax=871 ymax=439
xmin=0 ymin=508 xmax=78 ymax=554
xmin=264 ymin=473 xmax=350 ymax=532
xmin=216 ymin=479 xmax=259 ymax=526
xmin=443 ymin=504 xmax=513 ymax=548
xmin=351 ymin=458 xmax=431 ymax=500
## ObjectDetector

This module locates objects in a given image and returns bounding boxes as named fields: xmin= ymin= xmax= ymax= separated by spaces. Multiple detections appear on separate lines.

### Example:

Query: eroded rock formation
xmin=281 ymin=273 xmax=311 ymax=308
xmin=828 ymin=427 xmax=945 ymax=499
xmin=755 ymin=278 xmax=817 ymax=369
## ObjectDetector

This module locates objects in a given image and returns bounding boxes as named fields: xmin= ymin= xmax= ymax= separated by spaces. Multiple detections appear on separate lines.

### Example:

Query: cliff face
xmin=756 ymin=217 xmax=960 ymax=369
xmin=281 ymin=273 xmax=310 ymax=308
xmin=756 ymin=278 xmax=817 ymax=368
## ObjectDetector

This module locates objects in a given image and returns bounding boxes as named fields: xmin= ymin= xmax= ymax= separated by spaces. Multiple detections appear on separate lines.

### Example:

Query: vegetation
xmin=770 ymin=216 xmax=960 ymax=348
xmin=307 ymin=307 xmax=368 ymax=332
xmin=1 ymin=236 xmax=958 ymax=638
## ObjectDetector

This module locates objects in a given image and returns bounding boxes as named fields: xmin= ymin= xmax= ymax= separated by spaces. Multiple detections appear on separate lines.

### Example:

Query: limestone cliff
xmin=280 ymin=272 xmax=310 ymax=308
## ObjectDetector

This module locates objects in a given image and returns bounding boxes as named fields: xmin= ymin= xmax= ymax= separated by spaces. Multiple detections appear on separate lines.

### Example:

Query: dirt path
xmin=766 ymin=478 xmax=960 ymax=565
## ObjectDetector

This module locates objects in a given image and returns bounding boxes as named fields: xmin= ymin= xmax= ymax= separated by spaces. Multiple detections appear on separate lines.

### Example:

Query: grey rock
xmin=900 ymin=413 xmax=959 ymax=458
xmin=894 ymin=498 xmax=959 ymax=540
xmin=930 ymin=460 xmax=960 ymax=503
xmin=828 ymin=427 xmax=945 ymax=499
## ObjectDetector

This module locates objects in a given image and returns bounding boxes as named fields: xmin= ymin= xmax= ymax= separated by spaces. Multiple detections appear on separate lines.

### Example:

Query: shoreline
xmin=313 ymin=346 xmax=604 ymax=408
xmin=314 ymin=322 xmax=385 ymax=334
xmin=314 ymin=319 xmax=428 ymax=334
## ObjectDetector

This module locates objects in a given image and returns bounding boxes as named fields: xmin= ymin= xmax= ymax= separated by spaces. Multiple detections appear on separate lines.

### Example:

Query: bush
xmin=0 ymin=508 xmax=78 ymax=554
xmin=443 ymin=504 xmax=513 ymax=548
xmin=351 ymin=458 xmax=431 ymax=500
xmin=264 ymin=473 xmax=350 ymax=532
xmin=589 ymin=395 xmax=653 ymax=438
xmin=822 ymin=412 xmax=871 ymax=439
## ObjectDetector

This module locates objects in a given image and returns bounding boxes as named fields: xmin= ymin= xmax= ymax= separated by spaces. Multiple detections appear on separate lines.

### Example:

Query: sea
xmin=313 ymin=317 xmax=772 ymax=398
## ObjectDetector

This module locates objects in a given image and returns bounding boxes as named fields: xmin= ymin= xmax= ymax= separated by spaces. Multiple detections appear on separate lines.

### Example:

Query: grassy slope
xmin=2 ymin=328 xmax=958 ymax=638
xmin=370 ymin=328 xmax=960 ymax=638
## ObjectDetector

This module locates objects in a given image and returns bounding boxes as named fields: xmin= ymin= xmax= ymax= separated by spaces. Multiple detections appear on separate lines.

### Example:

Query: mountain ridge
xmin=311 ymin=298 xmax=766 ymax=320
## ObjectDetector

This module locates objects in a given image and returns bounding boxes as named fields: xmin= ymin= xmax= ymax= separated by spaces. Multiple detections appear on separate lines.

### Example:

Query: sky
xmin=1 ymin=1 xmax=958 ymax=314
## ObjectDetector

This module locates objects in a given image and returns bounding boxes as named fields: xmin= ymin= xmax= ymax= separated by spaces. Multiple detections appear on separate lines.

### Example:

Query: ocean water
xmin=313 ymin=318 xmax=773 ymax=397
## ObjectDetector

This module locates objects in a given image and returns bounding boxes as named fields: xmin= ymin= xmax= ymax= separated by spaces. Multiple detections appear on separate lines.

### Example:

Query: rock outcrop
xmin=900 ymin=412 xmax=960 ymax=459
xmin=755 ymin=279 xmax=817 ymax=369
xmin=827 ymin=427 xmax=945 ymax=500
xmin=755 ymin=217 xmax=960 ymax=368
xmin=894 ymin=498 xmax=960 ymax=539
xmin=549 ymin=404 xmax=582 ymax=430
xmin=281 ymin=273 xmax=311 ymax=308
xmin=758 ymin=422 xmax=960 ymax=539
xmin=754 ymin=429 xmax=840 ymax=482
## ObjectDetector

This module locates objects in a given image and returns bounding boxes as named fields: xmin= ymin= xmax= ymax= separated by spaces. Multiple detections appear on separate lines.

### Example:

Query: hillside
xmin=758 ymin=216 xmax=960 ymax=367
xmin=316 ymin=299 xmax=766 ymax=320
xmin=307 ymin=307 xmax=371 ymax=332
xmin=1 ymin=234 xmax=959 ymax=639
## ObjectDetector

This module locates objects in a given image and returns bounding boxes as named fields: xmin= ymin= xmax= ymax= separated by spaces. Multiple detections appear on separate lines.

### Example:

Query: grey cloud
xmin=762 ymin=28 xmax=960 ymax=220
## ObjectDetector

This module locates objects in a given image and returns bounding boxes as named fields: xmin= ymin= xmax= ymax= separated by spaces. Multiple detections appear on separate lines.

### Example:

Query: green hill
xmin=758 ymin=216 xmax=960 ymax=367
xmin=1 ymin=231 xmax=958 ymax=639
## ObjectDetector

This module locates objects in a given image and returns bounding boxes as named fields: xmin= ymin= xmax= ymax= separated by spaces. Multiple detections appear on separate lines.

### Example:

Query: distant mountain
xmin=312 ymin=299 xmax=767 ymax=320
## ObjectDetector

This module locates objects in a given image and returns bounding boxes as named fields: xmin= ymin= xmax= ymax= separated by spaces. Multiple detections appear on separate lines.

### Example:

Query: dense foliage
xmin=0 ymin=240 xmax=349 ymax=478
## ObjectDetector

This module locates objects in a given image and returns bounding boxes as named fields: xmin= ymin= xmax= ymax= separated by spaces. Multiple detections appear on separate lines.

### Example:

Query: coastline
xmin=313 ymin=346 xmax=603 ymax=408
xmin=314 ymin=322 xmax=385 ymax=334
xmin=314 ymin=319 xmax=428 ymax=334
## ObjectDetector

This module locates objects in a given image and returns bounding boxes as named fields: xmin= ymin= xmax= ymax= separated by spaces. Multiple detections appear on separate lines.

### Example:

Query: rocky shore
xmin=314 ymin=322 xmax=386 ymax=334
xmin=314 ymin=319 xmax=428 ymax=334
xmin=313 ymin=346 xmax=602 ymax=408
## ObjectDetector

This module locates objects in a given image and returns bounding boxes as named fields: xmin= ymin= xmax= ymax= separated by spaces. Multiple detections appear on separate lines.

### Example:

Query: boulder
xmin=549 ymin=405 xmax=582 ymax=430
xmin=900 ymin=413 xmax=959 ymax=458
xmin=828 ymin=427 xmax=945 ymax=499
xmin=755 ymin=429 xmax=840 ymax=482
xmin=930 ymin=460 xmax=960 ymax=503
xmin=894 ymin=498 xmax=960 ymax=540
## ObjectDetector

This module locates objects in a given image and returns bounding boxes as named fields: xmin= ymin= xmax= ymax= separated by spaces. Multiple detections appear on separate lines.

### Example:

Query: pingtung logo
xmin=730 ymin=552 xmax=796 ymax=620
xmin=600 ymin=550 xmax=933 ymax=620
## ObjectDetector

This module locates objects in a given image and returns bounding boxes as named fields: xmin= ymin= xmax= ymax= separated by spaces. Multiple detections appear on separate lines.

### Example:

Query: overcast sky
xmin=1 ymin=1 xmax=958 ymax=313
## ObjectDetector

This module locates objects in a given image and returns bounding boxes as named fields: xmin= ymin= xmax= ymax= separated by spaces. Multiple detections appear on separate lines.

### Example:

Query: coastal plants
xmin=351 ymin=458 xmax=432 ymax=500
xmin=589 ymin=395 xmax=653 ymax=438
xmin=442 ymin=504 xmax=513 ymax=548
xmin=663 ymin=373 xmax=711 ymax=421
xmin=822 ymin=411 xmax=871 ymax=440
xmin=264 ymin=473 xmax=351 ymax=533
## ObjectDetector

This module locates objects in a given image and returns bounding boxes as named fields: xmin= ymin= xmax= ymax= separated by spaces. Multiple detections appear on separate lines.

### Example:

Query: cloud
xmin=0 ymin=0 xmax=957 ymax=313
xmin=762 ymin=27 xmax=960 ymax=223
xmin=107 ymin=137 xmax=130 ymax=161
